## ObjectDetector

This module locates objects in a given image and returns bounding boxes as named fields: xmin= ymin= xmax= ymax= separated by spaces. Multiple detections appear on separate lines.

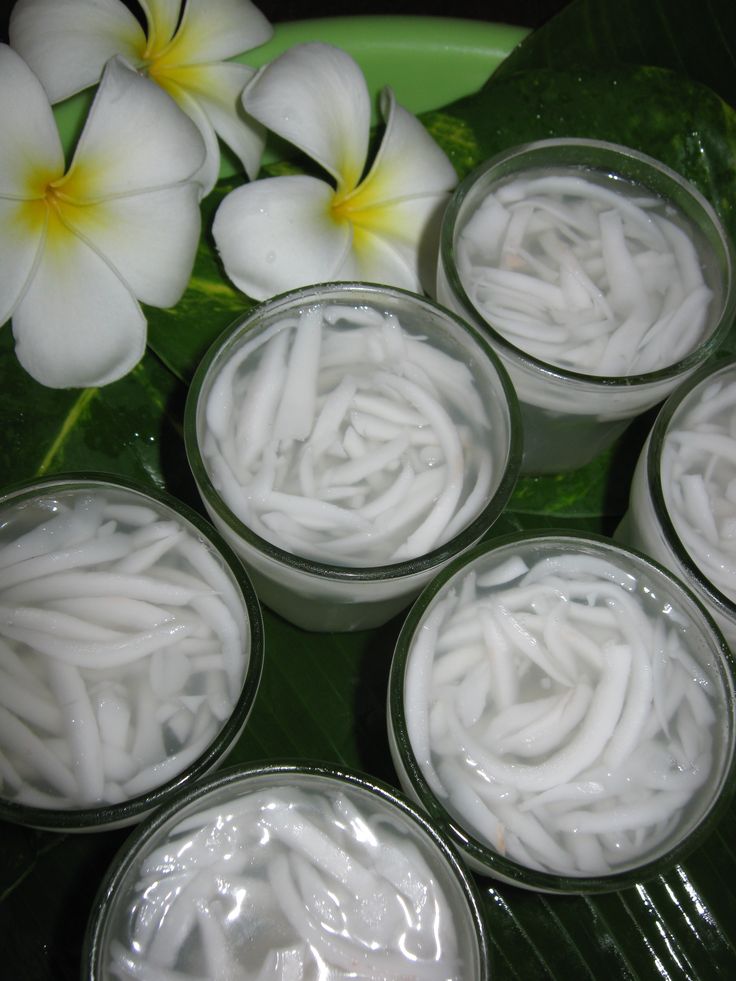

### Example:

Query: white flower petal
xmin=350 ymin=89 xmax=457 ymax=207
xmin=244 ymin=42 xmax=370 ymax=192
xmin=348 ymin=226 xmax=422 ymax=292
xmin=12 ymin=227 xmax=146 ymax=389
xmin=61 ymin=184 xmax=202 ymax=307
xmin=0 ymin=198 xmax=46 ymax=326
xmin=162 ymin=81 xmax=222 ymax=197
xmin=138 ymin=0 xmax=182 ymax=50
xmin=165 ymin=61 xmax=265 ymax=180
xmin=351 ymin=194 xmax=453 ymax=293
xmin=9 ymin=0 xmax=144 ymax=102
xmin=0 ymin=44 xmax=64 ymax=196
xmin=162 ymin=0 xmax=272 ymax=65
xmin=213 ymin=175 xmax=351 ymax=300
xmin=65 ymin=56 xmax=205 ymax=199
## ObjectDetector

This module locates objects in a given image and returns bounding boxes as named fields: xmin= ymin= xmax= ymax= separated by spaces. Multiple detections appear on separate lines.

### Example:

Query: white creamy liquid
xmin=202 ymin=303 xmax=496 ymax=567
xmin=105 ymin=778 xmax=476 ymax=979
xmin=405 ymin=548 xmax=725 ymax=877
xmin=456 ymin=169 xmax=714 ymax=376
xmin=0 ymin=490 xmax=248 ymax=809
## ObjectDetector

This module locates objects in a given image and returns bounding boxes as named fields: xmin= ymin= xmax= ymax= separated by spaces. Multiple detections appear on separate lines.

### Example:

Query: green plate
xmin=2 ymin=14 xmax=736 ymax=981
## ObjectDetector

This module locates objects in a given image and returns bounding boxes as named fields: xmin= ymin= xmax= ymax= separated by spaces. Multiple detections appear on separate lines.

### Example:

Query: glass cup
xmin=0 ymin=474 xmax=263 ymax=832
xmin=388 ymin=531 xmax=736 ymax=892
xmin=83 ymin=762 xmax=492 ymax=979
xmin=437 ymin=138 xmax=736 ymax=474
xmin=617 ymin=356 xmax=736 ymax=649
xmin=185 ymin=281 xmax=521 ymax=632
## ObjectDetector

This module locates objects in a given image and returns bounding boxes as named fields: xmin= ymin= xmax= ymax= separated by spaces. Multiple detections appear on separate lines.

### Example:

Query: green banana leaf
xmin=2 ymin=2 xmax=736 ymax=979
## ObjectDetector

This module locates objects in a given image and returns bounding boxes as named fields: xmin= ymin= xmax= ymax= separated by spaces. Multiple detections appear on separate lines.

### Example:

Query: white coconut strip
xmin=114 ymin=529 xmax=186 ymax=576
xmin=559 ymin=246 xmax=615 ymax=318
xmin=273 ymin=306 xmax=323 ymax=442
xmin=551 ymin=790 xmax=691 ymax=835
xmin=144 ymin=869 xmax=217 ymax=969
xmin=0 ymin=500 xmax=103 ymax=570
xmin=0 ymin=636 xmax=42 ymax=686
xmin=443 ymin=451 xmax=494 ymax=542
xmin=477 ymin=606 xmax=518 ymax=710
xmin=48 ymin=596 xmax=174 ymax=631
xmin=354 ymin=462 xmax=415 ymax=522
xmin=174 ymin=535 xmax=243 ymax=624
xmin=292 ymin=854 xmax=351 ymax=937
xmin=447 ymin=644 xmax=631 ymax=793
xmin=637 ymin=284 xmax=711 ymax=366
xmin=684 ymin=379 xmax=736 ymax=426
xmin=565 ymin=831 xmax=611 ymax=874
xmin=520 ymin=778 xmax=608 ymax=813
xmin=679 ymin=472 xmax=720 ymax=545
xmin=96 ymin=692 xmax=131 ymax=751
xmin=601 ymin=625 xmax=654 ymax=769
xmin=521 ymin=553 xmax=637 ymax=592
xmin=324 ymin=304 xmax=385 ymax=328
xmin=438 ymin=758 xmax=507 ymax=855
xmin=256 ymin=490 xmax=371 ymax=533
xmin=305 ymin=375 xmax=357 ymax=460
xmin=405 ymin=593 xmax=456 ymax=799
xmin=2 ymin=621 xmax=192 ymax=670
xmin=0 ymin=603 xmax=125 ymax=643
xmin=0 ymin=534 xmax=132 ymax=591
xmin=492 ymin=798 xmax=578 ymax=873
xmin=0 ymin=666 xmax=63 ymax=735
xmin=322 ymin=434 xmax=409 ymax=487
xmin=491 ymin=603 xmax=575 ymax=687
xmin=476 ymin=555 xmax=529 ymax=589
xmin=149 ymin=649 xmax=191 ymax=699
xmin=0 ymin=571 xmax=199 ymax=606
xmin=667 ymin=430 xmax=736 ymax=467
xmin=188 ymin=594 xmax=243 ymax=699
xmin=234 ymin=329 xmax=290 ymax=473
xmin=262 ymin=806 xmax=383 ymax=903
xmin=483 ymin=692 xmax=564 ymax=746
xmin=123 ymin=721 xmax=217 ymax=797
xmin=269 ymin=854 xmax=438 ymax=981
xmin=499 ymin=176 xmax=667 ymax=246
xmin=599 ymin=208 xmax=653 ymax=318
xmin=432 ymin=650 xmax=486 ymax=706
xmin=380 ymin=381 xmax=463 ymax=560
xmin=195 ymin=906 xmax=233 ymax=978
xmin=101 ymin=743 xmax=137 ymax=783
xmin=455 ymin=658 xmax=492 ymax=729
xmin=46 ymin=658 xmax=105 ymax=803
xmin=498 ymin=683 xmax=593 ymax=759
xmin=0 ymin=704 xmax=78 ymax=797
xmin=0 ymin=746 xmax=24 ymax=792
xmin=102 ymin=502 xmax=158 ymax=526
xmin=351 ymin=391 xmax=427 ymax=428
xmin=656 ymin=214 xmax=707 ymax=293
xmin=461 ymin=192 xmax=511 ymax=260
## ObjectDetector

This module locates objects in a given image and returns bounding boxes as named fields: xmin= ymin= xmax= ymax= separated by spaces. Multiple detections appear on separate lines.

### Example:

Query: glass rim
xmin=0 ymin=471 xmax=264 ymax=831
xmin=440 ymin=136 xmax=736 ymax=389
xmin=184 ymin=280 xmax=523 ymax=583
xmin=82 ymin=759 xmax=493 ymax=979
xmin=388 ymin=528 xmax=736 ymax=894
xmin=646 ymin=354 xmax=736 ymax=619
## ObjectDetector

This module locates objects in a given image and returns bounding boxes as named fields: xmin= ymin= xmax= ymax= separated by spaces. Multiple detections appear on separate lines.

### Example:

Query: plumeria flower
xmin=9 ymin=0 xmax=273 ymax=195
xmin=212 ymin=42 xmax=458 ymax=300
xmin=0 ymin=43 xmax=205 ymax=388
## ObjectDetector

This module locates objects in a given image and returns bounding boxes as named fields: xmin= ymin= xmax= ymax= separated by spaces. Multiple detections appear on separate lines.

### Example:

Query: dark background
xmin=0 ymin=1 xmax=570 ymax=44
